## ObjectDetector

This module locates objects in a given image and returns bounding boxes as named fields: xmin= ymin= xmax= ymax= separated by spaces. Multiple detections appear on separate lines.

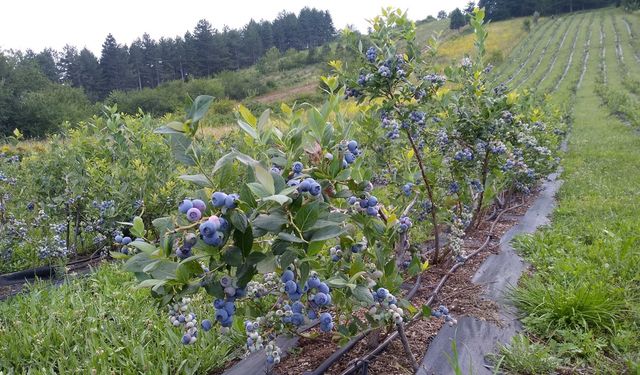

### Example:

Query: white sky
xmin=1 ymin=0 xmax=468 ymax=55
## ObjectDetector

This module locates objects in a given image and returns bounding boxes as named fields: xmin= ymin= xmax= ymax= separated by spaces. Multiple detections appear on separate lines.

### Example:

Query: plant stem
xmin=474 ymin=152 xmax=491 ymax=228
xmin=405 ymin=130 xmax=440 ymax=262
xmin=397 ymin=321 xmax=419 ymax=371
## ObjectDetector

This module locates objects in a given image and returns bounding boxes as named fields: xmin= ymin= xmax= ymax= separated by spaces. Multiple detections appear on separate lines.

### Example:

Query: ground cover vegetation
xmin=1 ymin=4 xmax=639 ymax=375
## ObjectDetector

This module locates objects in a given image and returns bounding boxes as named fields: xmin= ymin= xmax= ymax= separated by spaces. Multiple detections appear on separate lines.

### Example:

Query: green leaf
xmin=129 ymin=240 xmax=155 ymax=255
xmin=176 ymin=260 xmax=204 ymax=283
xmin=137 ymin=279 xmax=166 ymax=289
xmin=233 ymin=227 xmax=254 ymax=257
xmin=277 ymin=232 xmax=307 ymax=243
xmin=246 ymin=251 xmax=267 ymax=266
xmin=168 ymin=133 xmax=194 ymax=166
xmin=261 ymin=194 xmax=292 ymax=205
xmin=237 ymin=120 xmax=259 ymax=140
xmin=143 ymin=259 xmax=161 ymax=273
xmin=253 ymin=213 xmax=288 ymax=233
xmin=223 ymin=246 xmax=243 ymax=267
xmin=154 ymin=123 xmax=184 ymax=134
xmin=188 ymin=95 xmax=214 ymax=124
xmin=179 ymin=174 xmax=211 ymax=187
xmin=236 ymin=264 xmax=256 ymax=288
xmin=294 ymin=201 xmax=319 ymax=231
xmin=257 ymin=109 xmax=271 ymax=132
xmin=309 ymin=224 xmax=345 ymax=242
xmin=279 ymin=250 xmax=297 ymax=270
xmin=326 ymin=276 xmax=349 ymax=288
xmin=149 ymin=260 xmax=179 ymax=280
xmin=247 ymin=182 xmax=272 ymax=198
xmin=123 ymin=252 xmax=153 ymax=273
xmin=204 ymin=279 xmax=224 ymax=298
xmin=229 ymin=210 xmax=248 ymax=233
xmin=109 ymin=251 xmax=129 ymax=259
xmin=253 ymin=163 xmax=275 ymax=195
xmin=213 ymin=151 xmax=238 ymax=174
xmin=237 ymin=104 xmax=257 ymax=126
xmin=352 ymin=285 xmax=375 ymax=305
xmin=335 ymin=168 xmax=351 ymax=181
xmin=131 ymin=216 xmax=145 ymax=238
xmin=256 ymin=254 xmax=277 ymax=273
xmin=422 ymin=304 xmax=432 ymax=317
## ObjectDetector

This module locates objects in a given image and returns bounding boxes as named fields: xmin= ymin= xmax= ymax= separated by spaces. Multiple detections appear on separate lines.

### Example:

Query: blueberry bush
xmin=117 ymin=7 xmax=565 ymax=368
xmin=0 ymin=106 xmax=221 ymax=273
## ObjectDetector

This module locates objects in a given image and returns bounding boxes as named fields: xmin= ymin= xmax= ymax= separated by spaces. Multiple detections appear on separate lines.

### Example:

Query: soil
xmin=272 ymin=191 xmax=537 ymax=375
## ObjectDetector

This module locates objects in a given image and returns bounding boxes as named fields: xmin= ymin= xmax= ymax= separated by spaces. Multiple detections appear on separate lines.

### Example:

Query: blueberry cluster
xmin=199 ymin=215 xmax=229 ymax=247
xmin=368 ymin=288 xmax=404 ymax=324
xmin=343 ymin=140 xmax=362 ymax=167
xmin=448 ymin=181 xmax=460 ymax=195
xmin=278 ymin=270 xmax=334 ymax=332
xmin=409 ymin=111 xmax=426 ymax=127
xmin=246 ymin=272 xmax=278 ymax=298
xmin=345 ymin=87 xmax=362 ymax=99
xmin=178 ymin=198 xmax=207 ymax=222
xmin=396 ymin=216 xmax=413 ymax=233
xmin=92 ymin=200 xmax=115 ymax=216
xmin=416 ymin=200 xmax=433 ymax=222
xmin=347 ymin=194 xmax=380 ymax=217
xmin=402 ymin=183 xmax=414 ymax=196
xmin=423 ymin=73 xmax=447 ymax=87
xmin=38 ymin=223 xmax=71 ymax=259
xmin=489 ymin=141 xmax=507 ymax=154
xmin=329 ymin=245 xmax=342 ymax=261
xmin=431 ymin=304 xmax=458 ymax=326
xmin=454 ymin=148 xmax=474 ymax=162
xmin=168 ymin=298 xmax=199 ymax=345
xmin=501 ymin=110 xmax=513 ymax=123
xmin=113 ymin=234 xmax=133 ymax=254
xmin=319 ymin=312 xmax=334 ymax=332
xmin=213 ymin=278 xmax=241 ymax=328
xmin=436 ymin=129 xmax=450 ymax=151
xmin=460 ymin=57 xmax=473 ymax=69
xmin=378 ymin=65 xmax=392 ymax=78
xmin=381 ymin=112 xmax=400 ymax=140
xmin=366 ymin=46 xmax=377 ymax=63
xmin=493 ymin=83 xmax=508 ymax=95
xmin=211 ymin=191 xmax=239 ymax=209
xmin=176 ymin=232 xmax=198 ymax=259
xmin=357 ymin=73 xmax=373 ymax=86
xmin=265 ymin=340 xmax=283 ymax=364
xmin=244 ymin=319 xmax=265 ymax=352
xmin=469 ymin=179 xmax=484 ymax=193
xmin=296 ymin=178 xmax=322 ymax=196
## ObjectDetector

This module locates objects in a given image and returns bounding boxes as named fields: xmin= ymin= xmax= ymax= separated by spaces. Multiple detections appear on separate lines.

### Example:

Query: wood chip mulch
xmin=273 ymin=191 xmax=537 ymax=375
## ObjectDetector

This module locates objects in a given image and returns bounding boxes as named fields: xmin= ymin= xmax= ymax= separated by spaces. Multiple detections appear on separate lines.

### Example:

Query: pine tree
xmin=449 ymin=8 xmax=467 ymax=30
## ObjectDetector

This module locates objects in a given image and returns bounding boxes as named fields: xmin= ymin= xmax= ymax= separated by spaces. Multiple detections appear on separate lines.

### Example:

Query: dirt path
xmin=254 ymin=82 xmax=318 ymax=104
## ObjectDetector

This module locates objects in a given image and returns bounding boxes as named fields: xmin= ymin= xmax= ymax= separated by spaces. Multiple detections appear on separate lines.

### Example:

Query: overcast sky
xmin=1 ymin=0 xmax=468 ymax=55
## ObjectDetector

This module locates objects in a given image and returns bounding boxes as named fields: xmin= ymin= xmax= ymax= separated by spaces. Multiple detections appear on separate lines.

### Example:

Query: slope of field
xmin=491 ymin=7 xmax=640 ymax=373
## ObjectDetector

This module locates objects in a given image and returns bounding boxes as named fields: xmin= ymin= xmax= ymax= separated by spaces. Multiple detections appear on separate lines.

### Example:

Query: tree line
xmin=477 ymin=0 xmax=617 ymax=21
xmin=3 ymin=7 xmax=335 ymax=102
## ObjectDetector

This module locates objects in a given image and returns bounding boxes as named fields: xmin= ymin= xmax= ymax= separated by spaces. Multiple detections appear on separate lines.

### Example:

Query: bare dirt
xmin=254 ymin=82 xmax=318 ymax=104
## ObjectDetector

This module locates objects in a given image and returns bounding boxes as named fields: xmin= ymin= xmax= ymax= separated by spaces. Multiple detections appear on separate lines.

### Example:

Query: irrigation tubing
xmin=307 ymin=201 xmax=524 ymax=375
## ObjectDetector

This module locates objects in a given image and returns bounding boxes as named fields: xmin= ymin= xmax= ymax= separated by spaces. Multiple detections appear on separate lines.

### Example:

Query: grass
xmin=435 ymin=17 xmax=529 ymax=65
xmin=498 ymin=8 xmax=640 ymax=373
xmin=0 ymin=264 xmax=243 ymax=374
xmin=494 ymin=334 xmax=562 ymax=374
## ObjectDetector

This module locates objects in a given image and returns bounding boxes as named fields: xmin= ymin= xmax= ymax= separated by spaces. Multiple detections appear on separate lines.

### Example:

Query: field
xmin=1 ymin=6 xmax=639 ymax=375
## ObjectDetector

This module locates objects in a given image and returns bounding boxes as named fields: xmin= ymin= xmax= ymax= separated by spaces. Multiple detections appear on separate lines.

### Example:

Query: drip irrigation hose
xmin=308 ymin=202 xmax=523 ymax=375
